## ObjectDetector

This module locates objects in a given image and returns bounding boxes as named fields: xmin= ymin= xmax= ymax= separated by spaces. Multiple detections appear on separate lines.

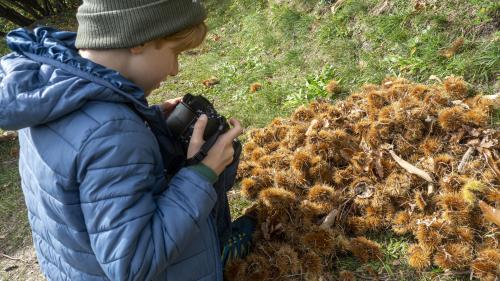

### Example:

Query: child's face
xmin=129 ymin=41 xmax=180 ymax=95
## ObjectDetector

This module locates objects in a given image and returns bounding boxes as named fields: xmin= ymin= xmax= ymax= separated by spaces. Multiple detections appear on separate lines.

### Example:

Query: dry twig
xmin=0 ymin=253 xmax=27 ymax=263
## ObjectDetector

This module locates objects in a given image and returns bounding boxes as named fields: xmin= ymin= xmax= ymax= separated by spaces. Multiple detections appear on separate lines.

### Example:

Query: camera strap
xmin=185 ymin=123 xmax=225 ymax=166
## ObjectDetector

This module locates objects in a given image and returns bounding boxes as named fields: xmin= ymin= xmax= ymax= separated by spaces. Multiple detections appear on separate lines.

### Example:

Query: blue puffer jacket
xmin=0 ymin=27 xmax=223 ymax=281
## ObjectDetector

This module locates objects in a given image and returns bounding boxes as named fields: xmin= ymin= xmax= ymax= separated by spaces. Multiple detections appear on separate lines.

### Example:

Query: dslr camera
xmin=166 ymin=93 xmax=230 ymax=149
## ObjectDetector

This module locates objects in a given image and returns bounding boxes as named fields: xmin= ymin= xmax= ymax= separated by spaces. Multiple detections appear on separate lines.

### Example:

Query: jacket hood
xmin=0 ymin=27 xmax=148 ymax=130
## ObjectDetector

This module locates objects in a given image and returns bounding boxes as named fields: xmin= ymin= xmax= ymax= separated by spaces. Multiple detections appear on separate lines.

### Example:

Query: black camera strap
xmin=185 ymin=123 xmax=225 ymax=166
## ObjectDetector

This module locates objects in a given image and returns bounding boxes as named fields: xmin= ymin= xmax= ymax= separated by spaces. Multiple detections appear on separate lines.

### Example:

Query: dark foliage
xmin=0 ymin=0 xmax=79 ymax=28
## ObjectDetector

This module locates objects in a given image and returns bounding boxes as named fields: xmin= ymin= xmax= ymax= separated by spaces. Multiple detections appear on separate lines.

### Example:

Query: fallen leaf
xmin=320 ymin=209 xmax=339 ymax=229
xmin=250 ymin=82 xmax=262 ymax=93
xmin=212 ymin=34 xmax=221 ymax=42
xmin=202 ymin=77 xmax=219 ymax=87
xmin=414 ymin=1 xmax=426 ymax=11
xmin=481 ymin=149 xmax=500 ymax=180
xmin=305 ymin=119 xmax=319 ymax=136
xmin=389 ymin=150 xmax=433 ymax=182
xmin=261 ymin=217 xmax=284 ymax=240
xmin=439 ymin=37 xmax=464 ymax=58
xmin=479 ymin=200 xmax=500 ymax=226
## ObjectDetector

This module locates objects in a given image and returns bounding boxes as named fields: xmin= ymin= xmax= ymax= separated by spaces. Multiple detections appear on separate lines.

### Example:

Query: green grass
xmin=334 ymin=232 xmax=472 ymax=280
xmin=0 ymin=0 xmax=499 ymax=279
xmin=148 ymin=0 xmax=499 ymax=129
xmin=0 ymin=140 xmax=32 ymax=254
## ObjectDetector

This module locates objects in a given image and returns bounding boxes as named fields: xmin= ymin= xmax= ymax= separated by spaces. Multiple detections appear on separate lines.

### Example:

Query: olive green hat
xmin=75 ymin=0 xmax=206 ymax=49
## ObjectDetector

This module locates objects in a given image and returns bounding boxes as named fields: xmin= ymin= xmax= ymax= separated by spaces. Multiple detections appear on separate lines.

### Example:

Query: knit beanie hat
xmin=75 ymin=0 xmax=206 ymax=49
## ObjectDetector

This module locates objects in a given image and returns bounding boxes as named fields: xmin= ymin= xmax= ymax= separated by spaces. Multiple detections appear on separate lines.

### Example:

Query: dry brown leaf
xmin=389 ymin=150 xmax=433 ymax=182
xmin=479 ymin=200 xmax=500 ymax=226
xmin=458 ymin=147 xmax=475 ymax=173
xmin=250 ymin=82 xmax=262 ymax=93
xmin=306 ymin=119 xmax=319 ymax=136
xmin=320 ymin=209 xmax=339 ymax=229
xmin=202 ymin=77 xmax=219 ymax=87
xmin=482 ymin=149 xmax=500 ymax=180
xmin=440 ymin=37 xmax=464 ymax=58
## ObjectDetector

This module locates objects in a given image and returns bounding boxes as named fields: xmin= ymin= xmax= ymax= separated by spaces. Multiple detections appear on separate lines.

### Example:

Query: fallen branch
xmin=389 ymin=150 xmax=433 ymax=182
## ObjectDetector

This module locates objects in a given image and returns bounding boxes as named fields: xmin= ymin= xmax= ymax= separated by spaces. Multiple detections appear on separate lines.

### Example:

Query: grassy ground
xmin=148 ymin=0 xmax=499 ymax=128
xmin=0 ymin=0 xmax=499 ymax=279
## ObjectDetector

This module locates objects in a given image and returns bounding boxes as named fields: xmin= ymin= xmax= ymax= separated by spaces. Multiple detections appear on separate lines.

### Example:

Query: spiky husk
xmin=471 ymin=248 xmax=500 ymax=281
xmin=407 ymin=244 xmax=431 ymax=270
xmin=338 ymin=270 xmax=356 ymax=281
xmin=228 ymin=78 xmax=499 ymax=280
xmin=392 ymin=211 xmax=412 ymax=234
xmin=348 ymin=237 xmax=383 ymax=263
xmin=433 ymin=243 xmax=473 ymax=270
xmin=301 ymin=227 xmax=336 ymax=256
xmin=274 ymin=244 xmax=300 ymax=274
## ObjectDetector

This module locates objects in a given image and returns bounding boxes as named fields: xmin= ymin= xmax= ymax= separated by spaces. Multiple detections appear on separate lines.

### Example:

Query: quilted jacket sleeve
xmin=76 ymin=118 xmax=217 ymax=281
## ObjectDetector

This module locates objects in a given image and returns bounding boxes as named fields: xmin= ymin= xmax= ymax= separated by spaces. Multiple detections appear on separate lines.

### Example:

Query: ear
xmin=129 ymin=44 xmax=146 ymax=55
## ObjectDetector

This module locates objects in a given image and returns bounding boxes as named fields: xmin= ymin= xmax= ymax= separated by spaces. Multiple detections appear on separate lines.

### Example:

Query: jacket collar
xmin=6 ymin=26 xmax=148 ymax=104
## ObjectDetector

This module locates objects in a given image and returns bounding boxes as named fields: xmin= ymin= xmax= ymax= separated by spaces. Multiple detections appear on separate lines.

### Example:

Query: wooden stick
xmin=389 ymin=150 xmax=433 ymax=182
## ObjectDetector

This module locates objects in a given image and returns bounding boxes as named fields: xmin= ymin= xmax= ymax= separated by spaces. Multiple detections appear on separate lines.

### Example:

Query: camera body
xmin=166 ymin=94 xmax=230 ymax=148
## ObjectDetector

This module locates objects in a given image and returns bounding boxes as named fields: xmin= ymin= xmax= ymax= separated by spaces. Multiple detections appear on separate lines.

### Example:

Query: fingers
xmin=191 ymin=114 xmax=208 ymax=144
xmin=221 ymin=118 xmax=243 ymax=142
xmin=161 ymin=97 xmax=183 ymax=114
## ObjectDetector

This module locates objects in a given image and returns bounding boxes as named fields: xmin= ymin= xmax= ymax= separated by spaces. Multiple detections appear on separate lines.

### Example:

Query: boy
xmin=0 ymin=0 xmax=253 ymax=280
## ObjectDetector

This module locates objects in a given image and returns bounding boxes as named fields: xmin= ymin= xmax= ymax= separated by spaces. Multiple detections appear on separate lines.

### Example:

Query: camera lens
xmin=166 ymin=102 xmax=198 ymax=137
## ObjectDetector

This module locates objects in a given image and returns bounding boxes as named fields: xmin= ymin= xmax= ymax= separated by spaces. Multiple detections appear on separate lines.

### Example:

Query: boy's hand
xmin=187 ymin=114 xmax=208 ymax=159
xmin=160 ymin=97 xmax=182 ymax=118
xmin=188 ymin=115 xmax=243 ymax=175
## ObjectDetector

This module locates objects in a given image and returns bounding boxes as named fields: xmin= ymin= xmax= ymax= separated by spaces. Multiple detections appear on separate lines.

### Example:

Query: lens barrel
xmin=166 ymin=102 xmax=198 ymax=137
